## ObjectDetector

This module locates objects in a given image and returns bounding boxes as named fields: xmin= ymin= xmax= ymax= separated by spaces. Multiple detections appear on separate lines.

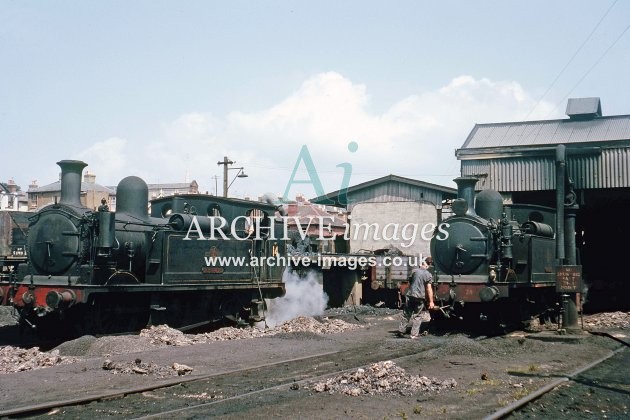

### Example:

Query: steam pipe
xmin=45 ymin=290 xmax=76 ymax=309
xmin=57 ymin=160 xmax=88 ymax=207
xmin=555 ymin=145 xmax=565 ymax=262
xmin=565 ymin=207 xmax=578 ymax=265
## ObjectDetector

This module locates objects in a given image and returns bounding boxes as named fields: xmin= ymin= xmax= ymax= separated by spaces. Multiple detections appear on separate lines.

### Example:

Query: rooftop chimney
xmin=6 ymin=180 xmax=17 ymax=194
xmin=84 ymin=172 xmax=96 ymax=184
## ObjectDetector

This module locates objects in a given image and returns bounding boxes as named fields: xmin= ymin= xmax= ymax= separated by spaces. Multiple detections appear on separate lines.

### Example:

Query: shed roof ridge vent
xmin=566 ymin=97 xmax=602 ymax=120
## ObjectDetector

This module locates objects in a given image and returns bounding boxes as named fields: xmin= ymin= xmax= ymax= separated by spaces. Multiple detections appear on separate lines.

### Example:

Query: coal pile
xmin=55 ymin=335 xmax=158 ymax=357
xmin=0 ymin=346 xmax=77 ymax=374
xmin=276 ymin=316 xmax=360 ymax=334
xmin=2 ymin=316 xmax=362 ymax=375
xmin=0 ymin=307 xmax=18 ymax=327
xmin=309 ymin=360 xmax=457 ymax=396
xmin=140 ymin=316 xmax=361 ymax=346
xmin=101 ymin=358 xmax=193 ymax=377
xmin=323 ymin=305 xmax=400 ymax=317
xmin=583 ymin=311 xmax=630 ymax=330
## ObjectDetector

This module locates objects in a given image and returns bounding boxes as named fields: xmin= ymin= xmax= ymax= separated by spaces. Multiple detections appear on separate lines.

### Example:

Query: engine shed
xmin=310 ymin=175 xmax=457 ymax=307
xmin=457 ymin=97 xmax=630 ymax=311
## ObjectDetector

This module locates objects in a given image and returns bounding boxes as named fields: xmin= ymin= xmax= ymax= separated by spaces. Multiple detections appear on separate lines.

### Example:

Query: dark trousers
xmin=399 ymin=296 xmax=425 ymax=336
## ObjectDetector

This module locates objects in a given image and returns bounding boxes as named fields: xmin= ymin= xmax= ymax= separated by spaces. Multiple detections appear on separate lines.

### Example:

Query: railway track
xmin=136 ymin=345 xmax=630 ymax=420
xmin=0 ymin=350 xmax=340 ymax=418
xmin=2 ymin=319 xmax=627 ymax=419
xmin=131 ymin=344 xmax=455 ymax=420
xmin=7 ymin=338 xmax=625 ymax=419
xmin=486 ymin=346 xmax=628 ymax=419
xmin=0 ymin=339 xmax=441 ymax=419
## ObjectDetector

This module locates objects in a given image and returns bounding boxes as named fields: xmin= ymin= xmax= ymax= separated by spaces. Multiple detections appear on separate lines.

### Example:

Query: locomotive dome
xmin=116 ymin=176 xmax=149 ymax=219
xmin=474 ymin=189 xmax=503 ymax=220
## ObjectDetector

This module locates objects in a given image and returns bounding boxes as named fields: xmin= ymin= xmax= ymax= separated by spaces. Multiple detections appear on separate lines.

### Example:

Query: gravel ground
xmin=0 ymin=306 xmax=628 ymax=418
xmin=0 ymin=307 xmax=628 ymax=374
xmin=0 ymin=306 xmax=18 ymax=327
xmin=510 ymin=348 xmax=629 ymax=419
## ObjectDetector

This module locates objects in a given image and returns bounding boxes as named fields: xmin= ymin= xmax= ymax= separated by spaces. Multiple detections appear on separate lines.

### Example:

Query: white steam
xmin=265 ymin=268 xmax=328 ymax=327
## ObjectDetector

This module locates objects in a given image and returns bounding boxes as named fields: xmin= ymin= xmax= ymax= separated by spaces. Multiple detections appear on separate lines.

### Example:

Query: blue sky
xmin=2 ymin=1 xmax=629 ymax=199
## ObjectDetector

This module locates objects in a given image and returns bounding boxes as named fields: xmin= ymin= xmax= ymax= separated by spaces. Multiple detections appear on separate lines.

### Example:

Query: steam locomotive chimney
xmin=57 ymin=160 xmax=88 ymax=207
xmin=454 ymin=176 xmax=478 ymax=216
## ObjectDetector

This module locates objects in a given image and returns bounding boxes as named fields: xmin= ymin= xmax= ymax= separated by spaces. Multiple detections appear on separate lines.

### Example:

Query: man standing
xmin=399 ymin=258 xmax=435 ymax=339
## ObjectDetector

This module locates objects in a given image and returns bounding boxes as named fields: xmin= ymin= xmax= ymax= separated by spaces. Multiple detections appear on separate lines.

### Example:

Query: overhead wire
xmin=523 ymin=0 xmax=619 ymax=120
xmin=556 ymin=20 xmax=630 ymax=109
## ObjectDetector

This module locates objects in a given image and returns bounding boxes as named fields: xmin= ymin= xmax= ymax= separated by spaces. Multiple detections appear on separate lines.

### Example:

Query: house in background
xmin=285 ymin=193 xmax=347 ymax=254
xmin=28 ymin=173 xmax=199 ymax=212
xmin=28 ymin=172 xmax=115 ymax=211
xmin=0 ymin=179 xmax=28 ymax=211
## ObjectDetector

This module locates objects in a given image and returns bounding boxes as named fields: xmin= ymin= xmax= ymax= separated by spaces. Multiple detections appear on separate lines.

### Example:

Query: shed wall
xmin=349 ymin=201 xmax=437 ymax=257
xmin=461 ymin=147 xmax=630 ymax=192
xmin=347 ymin=181 xmax=445 ymax=212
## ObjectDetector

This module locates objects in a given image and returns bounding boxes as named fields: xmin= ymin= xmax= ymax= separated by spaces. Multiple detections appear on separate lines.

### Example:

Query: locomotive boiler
xmin=430 ymin=177 xmax=559 ymax=329
xmin=0 ymin=160 xmax=286 ymax=336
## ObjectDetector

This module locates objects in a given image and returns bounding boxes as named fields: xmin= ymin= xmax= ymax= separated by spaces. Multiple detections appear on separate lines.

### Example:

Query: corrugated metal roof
xmin=459 ymin=115 xmax=630 ymax=152
xmin=457 ymin=99 xmax=630 ymax=192
xmin=310 ymin=174 xmax=457 ymax=209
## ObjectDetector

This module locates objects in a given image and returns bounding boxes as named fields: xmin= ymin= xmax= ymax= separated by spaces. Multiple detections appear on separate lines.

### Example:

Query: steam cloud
xmin=265 ymin=268 xmax=329 ymax=327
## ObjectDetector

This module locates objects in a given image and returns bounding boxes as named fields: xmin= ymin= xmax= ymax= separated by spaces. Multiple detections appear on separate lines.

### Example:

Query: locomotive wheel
xmin=158 ymin=292 xmax=214 ymax=329
xmin=32 ymin=306 xmax=88 ymax=341
xmin=87 ymin=294 xmax=150 ymax=335
xmin=33 ymin=312 xmax=70 ymax=341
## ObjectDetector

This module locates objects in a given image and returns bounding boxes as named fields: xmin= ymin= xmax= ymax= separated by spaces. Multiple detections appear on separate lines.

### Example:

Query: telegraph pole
xmin=217 ymin=156 xmax=248 ymax=198
xmin=217 ymin=156 xmax=233 ymax=197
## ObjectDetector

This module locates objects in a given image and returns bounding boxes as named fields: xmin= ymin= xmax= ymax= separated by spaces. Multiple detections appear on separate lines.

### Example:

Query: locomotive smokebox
xmin=57 ymin=160 xmax=88 ymax=207
xmin=454 ymin=177 xmax=479 ymax=216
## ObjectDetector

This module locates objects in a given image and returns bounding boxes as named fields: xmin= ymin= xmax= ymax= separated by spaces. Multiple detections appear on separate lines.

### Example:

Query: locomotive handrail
xmin=117 ymin=220 xmax=171 ymax=229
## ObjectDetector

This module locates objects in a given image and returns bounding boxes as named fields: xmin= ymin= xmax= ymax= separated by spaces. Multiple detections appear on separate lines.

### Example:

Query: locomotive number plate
xmin=556 ymin=265 xmax=582 ymax=293
xmin=202 ymin=267 xmax=224 ymax=274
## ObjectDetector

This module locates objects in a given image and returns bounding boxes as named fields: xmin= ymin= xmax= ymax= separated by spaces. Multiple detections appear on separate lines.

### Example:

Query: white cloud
xmin=74 ymin=137 xmax=128 ymax=186
xmin=77 ymin=73 xmax=561 ymax=198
